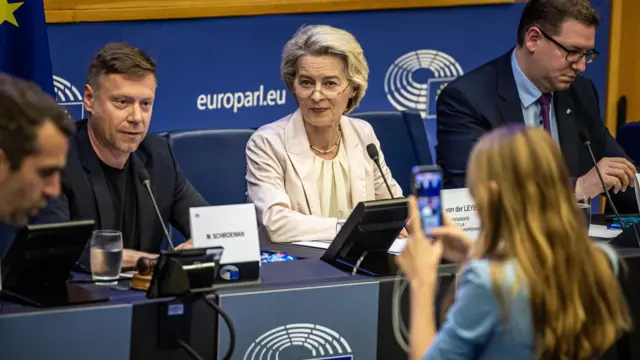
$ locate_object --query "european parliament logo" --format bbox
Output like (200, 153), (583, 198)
(385, 50), (464, 119)
(53, 75), (85, 120)
(244, 323), (353, 360)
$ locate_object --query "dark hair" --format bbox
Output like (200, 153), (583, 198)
(0, 74), (74, 170)
(86, 42), (157, 90)
(517, 0), (600, 46)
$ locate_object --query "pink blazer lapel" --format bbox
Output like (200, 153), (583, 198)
(284, 110), (322, 216)
(341, 116), (367, 207)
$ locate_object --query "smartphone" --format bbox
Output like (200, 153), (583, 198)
(411, 165), (443, 236)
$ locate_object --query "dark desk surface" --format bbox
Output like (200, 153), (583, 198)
(0, 252), (460, 316)
(0, 259), (368, 315)
(3, 228), (639, 316)
(3, 212), (622, 315)
(0, 277), (146, 316)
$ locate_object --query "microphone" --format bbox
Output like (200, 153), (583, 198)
(578, 130), (627, 228)
(138, 168), (175, 250)
(366, 143), (395, 199)
(366, 143), (410, 238)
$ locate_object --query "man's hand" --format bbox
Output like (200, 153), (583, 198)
(122, 249), (158, 270)
(576, 157), (636, 198)
(175, 239), (194, 250)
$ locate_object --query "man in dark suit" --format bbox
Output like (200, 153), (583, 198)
(34, 43), (208, 269)
(0, 74), (74, 258)
(436, 0), (637, 213)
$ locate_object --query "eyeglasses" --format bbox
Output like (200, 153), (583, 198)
(538, 28), (599, 64)
(294, 82), (351, 99)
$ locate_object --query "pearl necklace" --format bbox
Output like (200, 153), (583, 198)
(310, 128), (342, 155)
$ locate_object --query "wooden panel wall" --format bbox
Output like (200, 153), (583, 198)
(43, 0), (517, 23)
(606, 0), (640, 134)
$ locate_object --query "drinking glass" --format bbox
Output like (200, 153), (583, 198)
(576, 194), (591, 229)
(90, 230), (123, 285)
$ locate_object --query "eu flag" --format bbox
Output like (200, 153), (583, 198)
(0, 0), (53, 96)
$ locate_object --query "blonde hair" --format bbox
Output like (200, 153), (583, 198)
(281, 25), (368, 113)
(467, 125), (631, 359)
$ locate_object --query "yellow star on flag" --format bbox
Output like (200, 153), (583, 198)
(0, 0), (23, 27)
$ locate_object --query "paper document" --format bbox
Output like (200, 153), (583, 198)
(291, 241), (331, 250)
(292, 224), (620, 254)
(387, 238), (406, 254)
(588, 224), (622, 239)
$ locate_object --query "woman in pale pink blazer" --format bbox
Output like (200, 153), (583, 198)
(246, 25), (404, 243)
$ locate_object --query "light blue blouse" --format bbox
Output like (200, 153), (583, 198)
(424, 242), (619, 360)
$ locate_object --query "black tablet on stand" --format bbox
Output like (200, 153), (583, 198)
(1, 220), (109, 307)
(321, 198), (408, 276)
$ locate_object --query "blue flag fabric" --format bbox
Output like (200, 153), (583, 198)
(0, 0), (54, 96)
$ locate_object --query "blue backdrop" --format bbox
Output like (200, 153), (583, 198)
(47, 1), (611, 143)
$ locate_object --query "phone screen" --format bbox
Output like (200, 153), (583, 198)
(413, 170), (443, 235)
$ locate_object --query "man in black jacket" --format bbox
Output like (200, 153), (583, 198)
(34, 43), (208, 269)
(436, 0), (637, 213)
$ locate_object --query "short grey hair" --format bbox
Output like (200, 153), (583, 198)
(281, 25), (369, 113)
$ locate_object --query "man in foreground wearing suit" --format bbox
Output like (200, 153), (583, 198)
(34, 43), (208, 269)
(437, 0), (637, 213)
(0, 74), (74, 257)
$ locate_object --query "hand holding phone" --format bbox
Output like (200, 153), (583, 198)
(429, 213), (473, 263)
(411, 165), (443, 237)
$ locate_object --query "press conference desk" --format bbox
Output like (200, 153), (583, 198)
(1, 246), (639, 360)
(0, 256), (444, 360)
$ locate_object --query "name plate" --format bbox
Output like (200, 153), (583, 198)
(189, 204), (260, 265)
(442, 188), (480, 240)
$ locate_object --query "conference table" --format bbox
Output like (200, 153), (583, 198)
(0, 241), (456, 360)
(2, 229), (640, 360)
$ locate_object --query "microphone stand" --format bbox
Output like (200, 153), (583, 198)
(583, 138), (640, 248)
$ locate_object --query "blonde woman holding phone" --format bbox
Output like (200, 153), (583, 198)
(397, 125), (631, 360)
